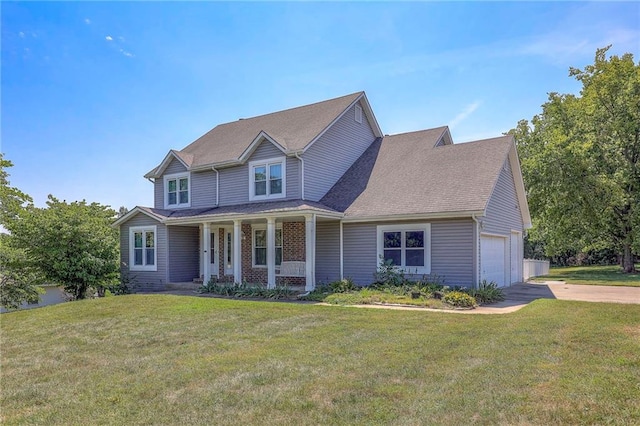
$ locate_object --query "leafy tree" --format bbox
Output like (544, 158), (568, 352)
(0, 154), (32, 225)
(511, 46), (639, 272)
(9, 196), (120, 300)
(0, 155), (43, 310)
(0, 234), (43, 310)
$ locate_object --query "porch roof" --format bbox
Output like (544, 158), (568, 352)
(136, 199), (342, 224)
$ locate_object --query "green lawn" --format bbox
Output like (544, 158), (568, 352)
(2, 296), (639, 425)
(535, 264), (640, 287)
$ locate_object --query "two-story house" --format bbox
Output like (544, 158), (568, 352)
(114, 92), (531, 292)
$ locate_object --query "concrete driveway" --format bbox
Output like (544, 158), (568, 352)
(471, 281), (640, 314)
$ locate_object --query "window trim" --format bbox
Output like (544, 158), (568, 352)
(355, 104), (363, 123)
(249, 157), (286, 201)
(163, 172), (191, 209)
(251, 224), (283, 268)
(129, 225), (158, 271)
(376, 223), (431, 274)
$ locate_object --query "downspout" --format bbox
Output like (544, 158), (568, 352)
(294, 152), (305, 200)
(211, 166), (219, 206)
(472, 214), (481, 289)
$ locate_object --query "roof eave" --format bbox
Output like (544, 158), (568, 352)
(111, 206), (165, 228)
(341, 210), (485, 223)
(163, 209), (344, 225)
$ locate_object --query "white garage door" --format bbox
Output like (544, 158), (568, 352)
(481, 236), (506, 287)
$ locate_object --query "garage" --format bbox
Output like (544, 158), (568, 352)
(481, 235), (506, 287)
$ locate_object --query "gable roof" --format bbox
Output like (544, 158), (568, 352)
(321, 128), (529, 224)
(146, 92), (383, 177)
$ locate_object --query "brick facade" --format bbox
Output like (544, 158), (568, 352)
(206, 221), (307, 285)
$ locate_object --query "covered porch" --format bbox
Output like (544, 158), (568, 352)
(198, 214), (318, 291)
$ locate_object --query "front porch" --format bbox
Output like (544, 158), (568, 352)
(173, 214), (322, 292)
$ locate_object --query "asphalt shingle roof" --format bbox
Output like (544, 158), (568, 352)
(176, 92), (363, 168)
(320, 129), (514, 218)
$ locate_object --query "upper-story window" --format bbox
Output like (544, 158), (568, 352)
(249, 157), (286, 201)
(164, 172), (190, 209)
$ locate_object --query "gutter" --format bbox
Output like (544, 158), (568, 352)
(294, 151), (305, 200)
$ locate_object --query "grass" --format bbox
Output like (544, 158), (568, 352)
(534, 264), (640, 287)
(2, 295), (639, 425)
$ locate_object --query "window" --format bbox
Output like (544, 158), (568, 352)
(130, 226), (157, 271)
(164, 173), (190, 208)
(376, 224), (431, 274)
(355, 104), (363, 123)
(249, 157), (286, 200)
(252, 226), (283, 267)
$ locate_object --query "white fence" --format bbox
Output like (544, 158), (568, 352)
(523, 259), (550, 280)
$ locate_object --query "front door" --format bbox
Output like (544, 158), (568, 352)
(223, 227), (234, 276)
(210, 232), (219, 277)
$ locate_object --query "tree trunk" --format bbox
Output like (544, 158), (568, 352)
(621, 243), (636, 273)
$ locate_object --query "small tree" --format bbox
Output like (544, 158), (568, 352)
(9, 196), (120, 300)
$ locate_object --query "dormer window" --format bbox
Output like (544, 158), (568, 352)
(249, 157), (286, 201)
(164, 172), (190, 208)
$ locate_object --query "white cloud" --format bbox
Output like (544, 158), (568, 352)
(105, 35), (113, 41)
(449, 101), (481, 129)
(118, 36), (125, 42)
(18, 31), (25, 38)
(84, 18), (91, 25)
(120, 49), (134, 58)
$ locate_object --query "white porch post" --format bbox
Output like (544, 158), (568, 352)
(305, 214), (316, 291)
(199, 224), (204, 279)
(233, 219), (242, 283)
(203, 223), (211, 283)
(267, 217), (276, 289)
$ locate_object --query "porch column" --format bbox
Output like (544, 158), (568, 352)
(233, 219), (242, 283)
(199, 224), (204, 279)
(266, 217), (276, 289)
(304, 214), (316, 291)
(203, 223), (211, 283)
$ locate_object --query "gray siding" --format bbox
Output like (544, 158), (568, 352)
(315, 221), (341, 284)
(120, 213), (168, 292)
(431, 220), (474, 286)
(342, 219), (475, 287)
(167, 226), (200, 282)
(191, 170), (217, 208)
(218, 139), (300, 206)
(483, 159), (524, 235)
(154, 180), (163, 209)
(303, 101), (376, 201)
(154, 157), (188, 209)
(342, 223), (377, 285)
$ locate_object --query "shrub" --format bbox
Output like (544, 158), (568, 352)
(467, 280), (505, 305)
(442, 291), (476, 308)
(372, 256), (408, 287)
(329, 278), (358, 293)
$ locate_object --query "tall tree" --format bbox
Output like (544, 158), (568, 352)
(511, 46), (639, 272)
(9, 196), (120, 300)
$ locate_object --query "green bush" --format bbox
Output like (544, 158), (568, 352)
(442, 291), (477, 308)
(467, 280), (505, 305)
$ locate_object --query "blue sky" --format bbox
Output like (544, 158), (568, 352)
(2, 1), (639, 210)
